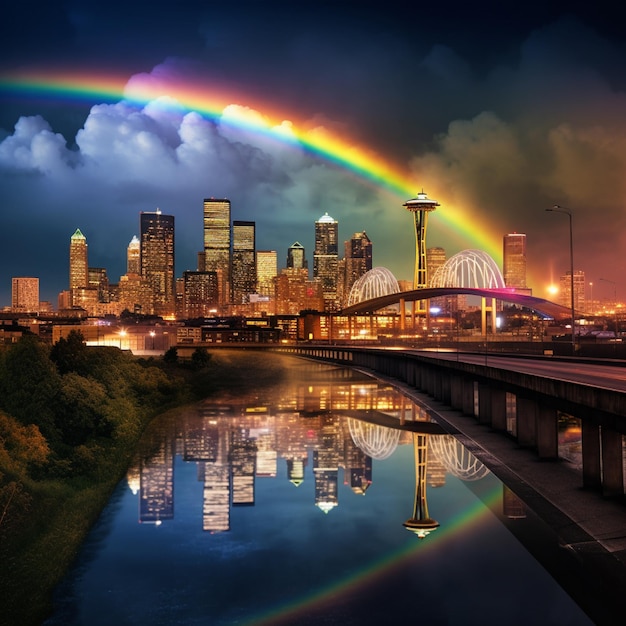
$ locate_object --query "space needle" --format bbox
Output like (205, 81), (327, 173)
(403, 190), (440, 316)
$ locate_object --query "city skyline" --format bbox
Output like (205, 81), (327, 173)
(2, 2), (626, 305)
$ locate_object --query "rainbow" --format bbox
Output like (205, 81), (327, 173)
(0, 71), (502, 262)
(245, 483), (502, 625)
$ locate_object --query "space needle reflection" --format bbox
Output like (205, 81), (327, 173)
(403, 432), (439, 539)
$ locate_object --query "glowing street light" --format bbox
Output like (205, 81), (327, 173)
(119, 329), (127, 349)
(546, 205), (576, 352)
(149, 330), (156, 350)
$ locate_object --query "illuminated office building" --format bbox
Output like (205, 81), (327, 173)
(231, 220), (256, 304)
(427, 247), (448, 312)
(140, 209), (175, 316)
(560, 270), (586, 313)
(287, 241), (307, 270)
(275, 268), (324, 314)
(88, 267), (109, 303)
(69, 228), (88, 306)
(117, 273), (153, 315)
(127, 235), (141, 274)
(11, 277), (39, 313)
(427, 247), (446, 286)
(503, 233), (527, 289)
(256, 250), (278, 297)
(203, 198), (231, 304)
(313, 213), (339, 312)
(182, 270), (219, 319)
(342, 231), (372, 306)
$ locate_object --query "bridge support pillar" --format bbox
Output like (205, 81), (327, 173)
(536, 406), (558, 459)
(450, 374), (463, 411)
(490, 388), (507, 431)
(432, 369), (443, 400)
(423, 367), (434, 395)
(517, 396), (537, 447)
(461, 379), (475, 417)
(582, 421), (602, 490)
(440, 373), (451, 405)
(601, 428), (624, 498)
(477, 384), (492, 425)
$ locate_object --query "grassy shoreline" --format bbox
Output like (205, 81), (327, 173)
(0, 349), (289, 626)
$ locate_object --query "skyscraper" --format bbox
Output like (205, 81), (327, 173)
(256, 250), (278, 297)
(127, 235), (141, 274)
(69, 228), (88, 305)
(342, 231), (372, 305)
(287, 242), (307, 270)
(12, 277), (39, 313)
(426, 247), (446, 286)
(203, 198), (231, 304)
(313, 213), (339, 312)
(503, 233), (527, 289)
(231, 220), (256, 304)
(560, 270), (585, 313)
(140, 209), (175, 316)
(183, 271), (219, 319)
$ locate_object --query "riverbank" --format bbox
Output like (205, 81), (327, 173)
(0, 348), (289, 626)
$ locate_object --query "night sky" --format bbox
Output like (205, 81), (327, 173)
(2, 1), (626, 306)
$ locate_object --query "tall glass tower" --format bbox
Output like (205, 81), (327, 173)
(203, 198), (231, 304)
(231, 220), (256, 304)
(127, 235), (141, 275)
(256, 250), (278, 297)
(314, 213), (339, 312)
(503, 233), (527, 289)
(140, 209), (175, 316)
(69, 228), (88, 307)
(69, 228), (88, 291)
(287, 242), (307, 270)
(343, 231), (372, 298)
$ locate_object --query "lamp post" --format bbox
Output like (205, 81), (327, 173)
(599, 278), (618, 338)
(546, 205), (576, 352)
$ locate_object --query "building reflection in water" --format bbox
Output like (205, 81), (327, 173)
(128, 372), (495, 534)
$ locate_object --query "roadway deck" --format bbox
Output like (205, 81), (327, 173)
(373, 373), (626, 625)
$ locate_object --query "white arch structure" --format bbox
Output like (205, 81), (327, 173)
(347, 267), (400, 307)
(429, 435), (491, 481)
(347, 418), (400, 460)
(431, 249), (505, 289)
(431, 249), (505, 334)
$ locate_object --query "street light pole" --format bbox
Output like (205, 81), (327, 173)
(546, 205), (576, 353)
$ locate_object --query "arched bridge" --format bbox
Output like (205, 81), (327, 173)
(340, 287), (573, 320)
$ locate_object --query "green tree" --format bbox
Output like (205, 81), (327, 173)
(0, 336), (62, 442)
(163, 346), (178, 364)
(56, 373), (112, 446)
(0, 412), (50, 475)
(191, 347), (211, 370)
(50, 330), (89, 375)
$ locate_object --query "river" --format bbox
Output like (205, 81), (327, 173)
(45, 357), (592, 625)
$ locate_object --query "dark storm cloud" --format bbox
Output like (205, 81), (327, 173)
(2, 1), (626, 303)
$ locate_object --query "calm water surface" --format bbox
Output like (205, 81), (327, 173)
(46, 359), (592, 625)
